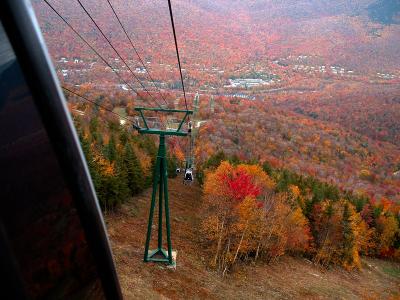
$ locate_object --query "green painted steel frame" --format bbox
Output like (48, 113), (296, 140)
(134, 107), (193, 135)
(138, 107), (193, 265)
(143, 135), (174, 265)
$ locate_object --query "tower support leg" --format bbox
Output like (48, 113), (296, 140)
(143, 135), (174, 265)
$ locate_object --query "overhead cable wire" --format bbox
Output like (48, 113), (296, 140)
(62, 86), (140, 130)
(76, 0), (163, 107)
(167, 0), (188, 110)
(42, 0), (155, 107)
(106, 0), (168, 105)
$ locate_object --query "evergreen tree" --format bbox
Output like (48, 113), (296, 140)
(276, 169), (290, 192)
(204, 150), (226, 169)
(105, 134), (117, 162)
(114, 151), (130, 202)
(119, 128), (129, 146)
(311, 184), (325, 203)
(96, 158), (129, 210)
(262, 161), (273, 175)
(77, 127), (101, 191)
(341, 202), (358, 268)
(229, 154), (241, 165)
(139, 136), (157, 187)
(167, 153), (178, 178)
(89, 117), (102, 144)
(197, 150), (227, 184)
(123, 142), (144, 195)
(108, 120), (120, 132)
(140, 135), (157, 157)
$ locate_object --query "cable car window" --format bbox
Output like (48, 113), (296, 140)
(0, 20), (107, 299)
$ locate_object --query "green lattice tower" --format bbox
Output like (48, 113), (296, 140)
(135, 107), (193, 266)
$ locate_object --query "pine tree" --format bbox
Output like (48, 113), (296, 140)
(262, 161), (273, 175)
(89, 117), (102, 144)
(123, 142), (144, 195)
(119, 128), (129, 146)
(105, 134), (117, 162)
(114, 152), (130, 203)
(167, 153), (178, 178)
(139, 136), (157, 187)
(341, 202), (359, 269)
(77, 127), (101, 192)
(95, 156), (129, 210)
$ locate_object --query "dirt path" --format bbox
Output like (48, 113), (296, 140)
(105, 178), (400, 299)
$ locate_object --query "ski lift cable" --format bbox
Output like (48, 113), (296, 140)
(62, 86), (140, 130)
(76, 0), (162, 108)
(105, 0), (168, 106)
(167, 0), (188, 111)
(42, 0), (158, 109)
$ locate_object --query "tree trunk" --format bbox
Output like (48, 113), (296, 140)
(255, 240), (262, 262)
(222, 236), (231, 277)
(213, 218), (225, 266)
(232, 222), (248, 265)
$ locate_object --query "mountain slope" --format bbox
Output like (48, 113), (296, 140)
(196, 99), (400, 202)
(105, 178), (400, 299)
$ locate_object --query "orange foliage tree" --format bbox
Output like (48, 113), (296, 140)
(201, 161), (311, 274)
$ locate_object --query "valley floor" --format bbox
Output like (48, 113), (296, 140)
(105, 178), (400, 299)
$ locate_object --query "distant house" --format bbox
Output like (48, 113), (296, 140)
(58, 57), (68, 63)
(73, 57), (82, 63)
(120, 84), (129, 91)
(72, 109), (85, 116)
(134, 67), (146, 74)
(226, 78), (272, 88)
(196, 120), (207, 128)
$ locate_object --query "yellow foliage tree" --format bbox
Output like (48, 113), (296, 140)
(202, 162), (312, 273)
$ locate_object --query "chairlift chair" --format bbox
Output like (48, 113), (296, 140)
(134, 116), (141, 128)
(183, 168), (194, 184)
(187, 121), (192, 133)
(146, 116), (162, 129)
(166, 117), (181, 131)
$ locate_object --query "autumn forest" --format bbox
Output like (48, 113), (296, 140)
(34, 0), (400, 282)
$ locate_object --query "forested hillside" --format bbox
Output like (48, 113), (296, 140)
(34, 0), (400, 86)
(66, 88), (400, 271)
(270, 83), (400, 146)
(33, 0), (400, 296)
(198, 157), (400, 271)
(196, 97), (400, 203)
